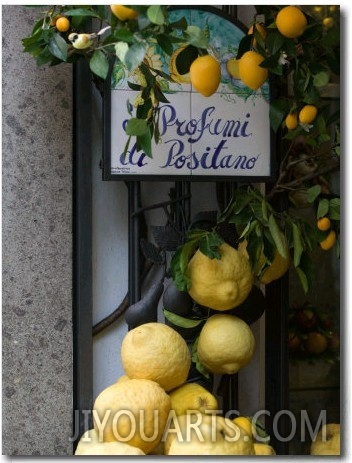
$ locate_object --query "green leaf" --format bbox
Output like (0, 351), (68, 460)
(307, 184), (321, 203)
(295, 267), (309, 294)
(156, 33), (174, 56)
(268, 214), (288, 258)
(261, 199), (269, 223)
(328, 198), (340, 220)
(137, 129), (152, 158)
(163, 309), (205, 328)
(184, 25), (209, 49)
(198, 232), (223, 259)
(48, 33), (68, 62)
(147, 5), (165, 25)
(125, 118), (148, 136)
(125, 42), (146, 71)
(266, 29), (285, 55)
(292, 222), (303, 268)
(191, 338), (210, 379)
(236, 34), (253, 59)
(62, 8), (101, 17)
(115, 41), (129, 63)
(269, 99), (290, 133)
(89, 50), (109, 79)
(313, 71), (330, 88)
(171, 240), (198, 292)
(317, 198), (329, 218)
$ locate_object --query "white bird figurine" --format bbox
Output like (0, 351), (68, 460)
(68, 25), (111, 49)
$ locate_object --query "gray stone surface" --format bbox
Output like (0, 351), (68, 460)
(2, 6), (73, 455)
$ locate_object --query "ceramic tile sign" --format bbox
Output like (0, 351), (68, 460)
(105, 7), (271, 181)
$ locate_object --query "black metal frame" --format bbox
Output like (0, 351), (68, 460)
(102, 5), (275, 183)
(72, 58), (94, 449)
(72, 5), (289, 455)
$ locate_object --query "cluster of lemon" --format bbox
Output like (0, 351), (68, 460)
(190, 6), (311, 99)
(74, 320), (273, 455)
(317, 217), (337, 251)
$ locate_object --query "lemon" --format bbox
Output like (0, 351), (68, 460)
(75, 429), (100, 455)
(121, 322), (191, 391)
(78, 441), (146, 455)
(169, 382), (218, 416)
(226, 58), (241, 80)
(190, 54), (221, 97)
(258, 249), (290, 284)
(285, 112), (298, 130)
(93, 378), (170, 454)
(166, 413), (255, 455)
(299, 105), (318, 124)
(233, 416), (253, 439)
(188, 243), (253, 311)
(238, 51), (268, 91)
(317, 217), (331, 231)
(115, 374), (130, 384)
(276, 6), (307, 38)
(254, 442), (276, 455)
(55, 16), (70, 32)
(110, 5), (139, 21)
(197, 314), (255, 375)
(320, 230), (336, 251)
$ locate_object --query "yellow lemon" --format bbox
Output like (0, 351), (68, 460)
(258, 249), (290, 284)
(165, 413), (255, 455)
(299, 104), (318, 124)
(75, 429), (100, 455)
(190, 54), (221, 97)
(310, 423), (340, 455)
(121, 322), (191, 391)
(188, 243), (253, 311)
(285, 112), (298, 130)
(317, 217), (331, 231)
(320, 230), (336, 251)
(169, 382), (218, 416)
(226, 58), (241, 80)
(254, 442), (276, 455)
(93, 378), (171, 454)
(78, 441), (146, 455)
(239, 51), (268, 90)
(233, 416), (253, 439)
(110, 5), (139, 21)
(276, 6), (307, 38)
(197, 314), (255, 375)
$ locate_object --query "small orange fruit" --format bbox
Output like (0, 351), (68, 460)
(276, 6), (307, 39)
(238, 50), (268, 90)
(299, 105), (318, 125)
(110, 5), (139, 21)
(55, 17), (70, 33)
(320, 230), (336, 251)
(317, 217), (331, 231)
(285, 112), (298, 130)
(190, 54), (221, 97)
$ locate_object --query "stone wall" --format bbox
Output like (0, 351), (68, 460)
(2, 6), (73, 455)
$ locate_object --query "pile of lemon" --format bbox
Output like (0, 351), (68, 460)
(74, 315), (271, 455)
